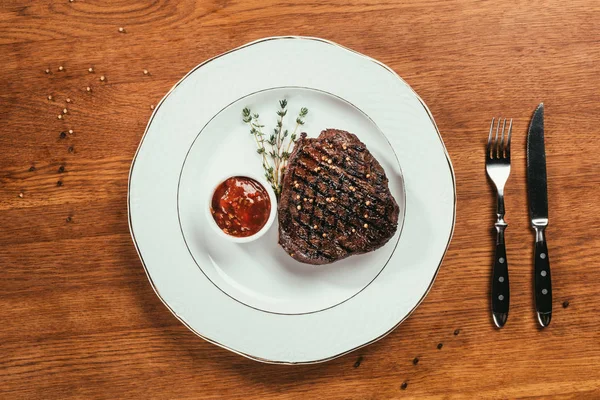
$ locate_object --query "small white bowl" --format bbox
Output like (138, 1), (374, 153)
(206, 172), (277, 244)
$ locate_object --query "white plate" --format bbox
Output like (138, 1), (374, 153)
(129, 36), (455, 364)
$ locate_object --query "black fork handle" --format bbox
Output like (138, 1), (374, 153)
(492, 223), (509, 328)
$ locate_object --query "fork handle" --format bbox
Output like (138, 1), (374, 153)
(492, 223), (509, 328)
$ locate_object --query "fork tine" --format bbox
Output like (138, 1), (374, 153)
(494, 117), (500, 158)
(487, 118), (495, 157)
(506, 118), (513, 156)
(499, 118), (506, 158)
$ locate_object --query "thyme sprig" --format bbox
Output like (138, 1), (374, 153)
(242, 100), (308, 196)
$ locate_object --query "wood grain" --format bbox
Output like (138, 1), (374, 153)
(1, 0), (600, 398)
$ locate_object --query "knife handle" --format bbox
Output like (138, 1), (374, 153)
(491, 223), (509, 328)
(534, 227), (552, 327)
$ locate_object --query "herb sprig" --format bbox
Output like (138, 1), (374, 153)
(243, 100), (308, 196)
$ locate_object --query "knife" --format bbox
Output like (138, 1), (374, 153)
(527, 103), (552, 327)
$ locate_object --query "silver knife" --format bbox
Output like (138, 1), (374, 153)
(527, 103), (552, 327)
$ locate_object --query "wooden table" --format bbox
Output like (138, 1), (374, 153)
(2, 1), (599, 398)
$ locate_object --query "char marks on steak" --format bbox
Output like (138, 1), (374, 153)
(278, 129), (399, 265)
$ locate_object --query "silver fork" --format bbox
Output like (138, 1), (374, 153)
(486, 117), (512, 328)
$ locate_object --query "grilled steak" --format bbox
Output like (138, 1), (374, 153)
(278, 129), (399, 265)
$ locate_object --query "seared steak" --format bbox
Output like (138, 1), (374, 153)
(278, 129), (400, 265)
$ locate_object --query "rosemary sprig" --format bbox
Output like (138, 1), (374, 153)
(242, 100), (308, 197)
(243, 108), (275, 189)
(283, 107), (308, 168)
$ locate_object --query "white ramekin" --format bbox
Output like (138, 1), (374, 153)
(206, 172), (277, 244)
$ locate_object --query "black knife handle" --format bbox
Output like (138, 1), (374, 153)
(534, 227), (552, 327)
(492, 225), (509, 328)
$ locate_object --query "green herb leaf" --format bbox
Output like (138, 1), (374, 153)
(242, 99), (308, 201)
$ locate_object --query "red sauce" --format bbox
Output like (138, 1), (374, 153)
(211, 176), (271, 237)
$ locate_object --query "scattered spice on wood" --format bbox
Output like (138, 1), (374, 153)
(454, 329), (460, 335)
(57, 180), (63, 187)
(29, 166), (36, 172)
(401, 382), (408, 390)
(437, 343), (443, 350)
(58, 165), (65, 173)
(353, 356), (363, 368)
(563, 300), (570, 308)
(66, 216), (72, 222)
(412, 357), (419, 365)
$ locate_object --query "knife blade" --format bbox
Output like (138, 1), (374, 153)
(527, 103), (552, 327)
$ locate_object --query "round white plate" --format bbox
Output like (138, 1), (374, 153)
(129, 36), (455, 364)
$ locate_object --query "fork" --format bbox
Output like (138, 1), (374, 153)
(486, 117), (512, 328)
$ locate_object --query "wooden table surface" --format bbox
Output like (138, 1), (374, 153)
(2, 1), (600, 398)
